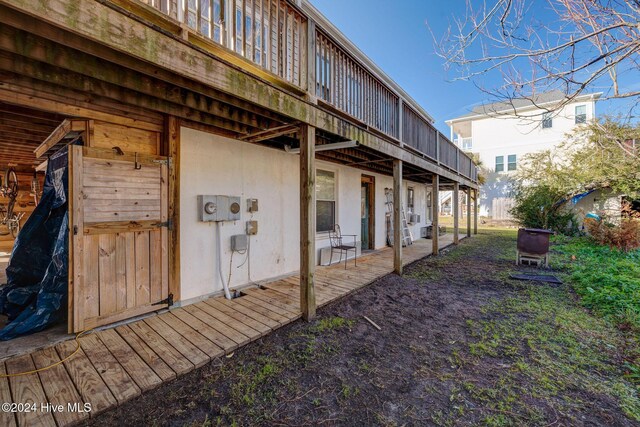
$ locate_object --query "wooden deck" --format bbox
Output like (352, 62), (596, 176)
(0, 235), (455, 426)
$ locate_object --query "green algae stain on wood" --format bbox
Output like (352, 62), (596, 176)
(63, 0), (81, 28)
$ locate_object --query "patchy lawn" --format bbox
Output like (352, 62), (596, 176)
(90, 230), (640, 426)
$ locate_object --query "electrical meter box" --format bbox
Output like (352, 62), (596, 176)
(198, 195), (242, 222)
(247, 198), (259, 213)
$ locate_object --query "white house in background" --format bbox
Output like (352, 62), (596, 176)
(444, 90), (602, 219)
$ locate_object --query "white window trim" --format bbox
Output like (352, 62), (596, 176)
(315, 165), (339, 238)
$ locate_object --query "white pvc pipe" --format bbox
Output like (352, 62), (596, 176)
(216, 221), (232, 300)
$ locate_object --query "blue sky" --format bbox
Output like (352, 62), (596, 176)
(309, 0), (631, 134)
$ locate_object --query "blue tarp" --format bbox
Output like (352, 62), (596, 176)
(0, 147), (69, 340)
(571, 190), (595, 205)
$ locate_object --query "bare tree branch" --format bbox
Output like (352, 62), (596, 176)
(431, 0), (640, 118)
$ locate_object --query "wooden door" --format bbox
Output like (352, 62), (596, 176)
(69, 145), (169, 332)
(360, 175), (375, 250)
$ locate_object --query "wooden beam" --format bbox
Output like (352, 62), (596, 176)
(167, 116), (181, 303)
(474, 188), (479, 235)
(0, 86), (163, 132)
(299, 124), (316, 321)
(0, 0), (479, 189)
(240, 123), (299, 143)
(453, 182), (459, 244)
(0, 12), (286, 125)
(0, 59), (254, 136)
(0, 126), (51, 139)
(0, 29), (280, 131)
(467, 188), (472, 238)
(432, 174), (439, 255)
(34, 119), (72, 158)
(393, 159), (403, 275)
(0, 102), (65, 123)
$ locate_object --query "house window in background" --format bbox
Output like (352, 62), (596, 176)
(316, 169), (336, 233)
(542, 112), (552, 129)
(462, 138), (473, 151)
(407, 187), (414, 212)
(508, 154), (517, 171)
(575, 105), (587, 124)
(495, 155), (504, 172)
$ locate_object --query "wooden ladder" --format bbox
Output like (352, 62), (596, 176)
(384, 188), (413, 247)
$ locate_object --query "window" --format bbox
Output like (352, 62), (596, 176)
(495, 155), (504, 172)
(462, 138), (473, 151)
(575, 105), (587, 124)
(542, 112), (552, 129)
(316, 170), (336, 233)
(407, 187), (414, 211)
(507, 154), (517, 171)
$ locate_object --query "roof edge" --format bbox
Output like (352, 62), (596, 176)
(446, 92), (603, 124)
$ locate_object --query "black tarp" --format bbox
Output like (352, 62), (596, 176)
(0, 147), (69, 340)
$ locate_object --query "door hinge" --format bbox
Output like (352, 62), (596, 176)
(153, 158), (173, 167)
(154, 219), (173, 230)
(153, 293), (174, 307)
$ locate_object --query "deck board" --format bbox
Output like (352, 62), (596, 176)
(0, 362), (17, 427)
(182, 304), (251, 347)
(205, 299), (272, 336)
(143, 316), (210, 368)
(0, 236), (456, 426)
(115, 325), (176, 382)
(56, 339), (117, 416)
(79, 334), (141, 403)
(170, 307), (239, 352)
(126, 321), (194, 376)
(5, 355), (56, 427)
(97, 329), (162, 392)
(31, 347), (89, 426)
(157, 312), (224, 359)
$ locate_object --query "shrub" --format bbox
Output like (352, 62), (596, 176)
(510, 184), (577, 234)
(585, 218), (640, 252)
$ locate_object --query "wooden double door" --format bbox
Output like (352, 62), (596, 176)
(69, 145), (170, 332)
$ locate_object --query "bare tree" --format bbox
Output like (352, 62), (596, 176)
(434, 0), (640, 117)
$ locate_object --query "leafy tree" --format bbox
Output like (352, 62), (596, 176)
(515, 118), (640, 198)
(510, 184), (577, 233)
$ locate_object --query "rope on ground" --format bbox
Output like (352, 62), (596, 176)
(0, 329), (93, 377)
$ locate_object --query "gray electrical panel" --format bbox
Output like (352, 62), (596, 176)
(198, 195), (242, 222)
(231, 234), (248, 251)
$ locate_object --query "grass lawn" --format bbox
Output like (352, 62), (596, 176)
(91, 229), (640, 426)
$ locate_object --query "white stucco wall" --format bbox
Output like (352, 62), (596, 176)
(453, 99), (597, 218)
(179, 127), (432, 302)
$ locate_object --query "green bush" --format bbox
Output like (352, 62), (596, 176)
(510, 184), (577, 234)
(554, 237), (640, 328)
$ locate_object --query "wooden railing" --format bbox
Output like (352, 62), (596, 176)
(135, 0), (478, 182)
(141, 0), (306, 87)
(315, 30), (399, 139)
(402, 103), (437, 160)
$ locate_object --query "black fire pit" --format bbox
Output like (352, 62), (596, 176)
(516, 228), (554, 267)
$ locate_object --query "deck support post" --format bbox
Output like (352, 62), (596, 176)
(474, 188), (479, 235)
(466, 188), (472, 238)
(300, 124), (316, 321)
(432, 174), (440, 255)
(453, 182), (460, 244)
(393, 159), (403, 275)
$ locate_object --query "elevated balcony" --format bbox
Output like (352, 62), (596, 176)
(132, 0), (478, 183)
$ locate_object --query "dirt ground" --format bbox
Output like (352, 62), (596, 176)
(90, 230), (640, 426)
